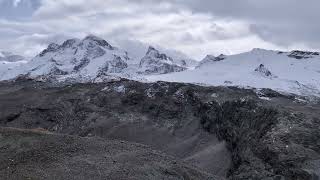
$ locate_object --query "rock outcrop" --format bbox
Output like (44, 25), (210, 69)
(139, 46), (187, 74)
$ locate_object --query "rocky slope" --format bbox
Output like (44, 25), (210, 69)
(0, 79), (319, 180)
(0, 127), (217, 180)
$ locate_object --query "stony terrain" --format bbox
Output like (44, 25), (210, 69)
(0, 127), (217, 180)
(0, 78), (319, 180)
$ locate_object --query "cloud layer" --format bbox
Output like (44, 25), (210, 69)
(0, 0), (319, 59)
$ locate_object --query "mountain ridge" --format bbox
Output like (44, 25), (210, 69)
(0, 35), (320, 97)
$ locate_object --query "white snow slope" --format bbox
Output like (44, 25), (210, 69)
(0, 35), (319, 97)
(146, 48), (320, 97)
(0, 36), (192, 83)
(0, 35), (134, 82)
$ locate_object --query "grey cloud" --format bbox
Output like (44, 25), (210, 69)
(0, 0), (318, 59)
(171, 0), (320, 48)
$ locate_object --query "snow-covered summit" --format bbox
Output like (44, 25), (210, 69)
(147, 48), (320, 97)
(0, 35), (131, 81)
(138, 46), (187, 74)
(1, 36), (320, 97)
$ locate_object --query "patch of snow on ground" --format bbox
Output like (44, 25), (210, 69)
(114, 85), (126, 93)
(259, 97), (271, 101)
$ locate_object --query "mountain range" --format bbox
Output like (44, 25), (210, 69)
(0, 35), (319, 97)
(0, 35), (319, 180)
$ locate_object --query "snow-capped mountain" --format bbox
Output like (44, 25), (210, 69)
(0, 36), (194, 82)
(0, 35), (320, 97)
(138, 46), (187, 74)
(147, 48), (320, 97)
(0, 35), (132, 82)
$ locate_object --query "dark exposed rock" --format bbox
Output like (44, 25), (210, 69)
(73, 57), (90, 72)
(83, 35), (114, 50)
(0, 127), (218, 180)
(197, 54), (226, 68)
(255, 64), (274, 78)
(49, 66), (68, 76)
(39, 43), (60, 57)
(0, 80), (319, 180)
(109, 55), (128, 73)
(288, 50), (319, 59)
(61, 39), (78, 49)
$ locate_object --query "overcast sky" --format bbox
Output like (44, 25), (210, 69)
(0, 0), (319, 59)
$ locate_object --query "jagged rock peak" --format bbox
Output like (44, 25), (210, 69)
(139, 46), (186, 74)
(206, 54), (225, 61)
(47, 43), (60, 50)
(61, 38), (80, 48)
(83, 35), (114, 50)
(39, 35), (116, 57)
(145, 46), (173, 61)
(146, 46), (158, 55)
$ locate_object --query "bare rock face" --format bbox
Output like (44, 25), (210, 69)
(197, 54), (226, 68)
(288, 50), (319, 59)
(139, 46), (187, 74)
(255, 64), (274, 78)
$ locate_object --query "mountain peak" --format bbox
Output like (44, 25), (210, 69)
(146, 46), (159, 56)
(83, 35), (114, 50)
(145, 46), (173, 62)
(139, 46), (186, 75)
(61, 38), (80, 49)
